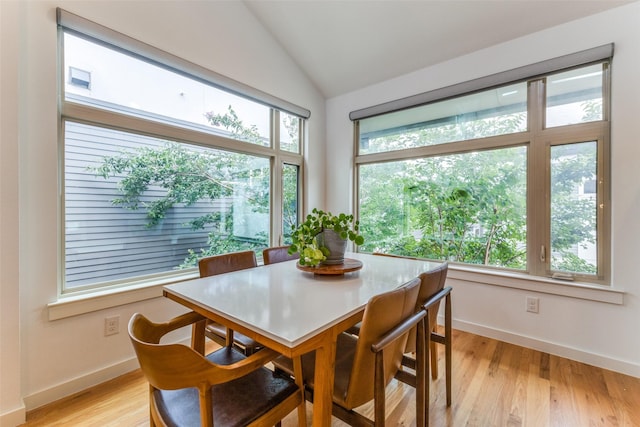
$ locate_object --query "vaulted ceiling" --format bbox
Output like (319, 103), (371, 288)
(244, 0), (634, 98)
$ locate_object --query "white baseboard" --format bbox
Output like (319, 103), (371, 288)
(23, 357), (140, 411)
(21, 336), (193, 412)
(0, 405), (26, 427)
(452, 318), (640, 379)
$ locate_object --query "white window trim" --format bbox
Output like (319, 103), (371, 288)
(448, 265), (623, 305)
(48, 270), (200, 320)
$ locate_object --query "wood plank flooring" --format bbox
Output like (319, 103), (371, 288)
(21, 329), (640, 426)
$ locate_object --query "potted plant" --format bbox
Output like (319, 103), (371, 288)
(289, 208), (365, 266)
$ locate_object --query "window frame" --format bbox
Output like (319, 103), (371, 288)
(354, 61), (611, 286)
(58, 24), (305, 296)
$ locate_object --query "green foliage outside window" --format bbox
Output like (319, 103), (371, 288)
(360, 100), (598, 274)
(359, 147), (528, 269)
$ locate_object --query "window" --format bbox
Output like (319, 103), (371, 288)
(546, 64), (603, 127)
(59, 14), (306, 294)
(355, 58), (610, 285)
(359, 82), (527, 154)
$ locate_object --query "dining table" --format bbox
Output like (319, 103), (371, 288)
(163, 251), (442, 427)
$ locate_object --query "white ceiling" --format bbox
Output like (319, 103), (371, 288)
(244, 0), (634, 98)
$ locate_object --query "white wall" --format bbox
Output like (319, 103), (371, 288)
(327, 2), (640, 377)
(1, 2), (25, 425)
(0, 1), (325, 424)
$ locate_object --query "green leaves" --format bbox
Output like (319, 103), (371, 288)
(204, 106), (264, 145)
(289, 209), (365, 266)
(89, 142), (240, 228)
(358, 147), (528, 269)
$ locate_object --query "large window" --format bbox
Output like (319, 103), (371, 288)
(59, 19), (305, 293)
(355, 59), (610, 284)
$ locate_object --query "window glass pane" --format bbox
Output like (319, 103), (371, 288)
(282, 164), (300, 244)
(550, 141), (597, 274)
(64, 32), (270, 146)
(546, 64), (603, 128)
(359, 146), (527, 269)
(280, 112), (300, 153)
(359, 83), (527, 154)
(64, 121), (269, 290)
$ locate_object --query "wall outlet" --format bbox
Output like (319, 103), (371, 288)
(104, 315), (120, 336)
(526, 296), (539, 313)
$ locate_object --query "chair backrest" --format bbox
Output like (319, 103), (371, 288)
(342, 277), (421, 409)
(405, 262), (449, 353)
(263, 245), (299, 265)
(128, 312), (229, 392)
(198, 250), (257, 277)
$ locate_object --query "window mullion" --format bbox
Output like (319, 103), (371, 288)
(271, 110), (283, 246)
(527, 79), (549, 277)
(62, 101), (275, 158)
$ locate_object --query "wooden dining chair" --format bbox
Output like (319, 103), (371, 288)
(198, 250), (262, 355)
(349, 255), (452, 424)
(350, 256), (449, 366)
(273, 276), (425, 426)
(128, 311), (305, 427)
(398, 262), (452, 409)
(262, 245), (299, 265)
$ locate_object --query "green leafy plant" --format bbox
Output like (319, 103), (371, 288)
(289, 208), (365, 266)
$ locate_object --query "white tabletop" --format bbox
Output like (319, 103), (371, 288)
(164, 252), (441, 349)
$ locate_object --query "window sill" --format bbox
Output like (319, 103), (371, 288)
(448, 265), (624, 305)
(47, 271), (200, 320)
(48, 263), (623, 321)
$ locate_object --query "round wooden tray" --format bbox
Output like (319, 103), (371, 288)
(296, 258), (363, 275)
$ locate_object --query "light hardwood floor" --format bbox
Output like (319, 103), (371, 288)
(21, 329), (640, 426)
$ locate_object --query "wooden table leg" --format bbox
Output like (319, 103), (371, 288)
(293, 356), (307, 427)
(311, 335), (337, 427)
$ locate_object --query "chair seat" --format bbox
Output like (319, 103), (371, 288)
(154, 347), (299, 427)
(205, 322), (261, 350)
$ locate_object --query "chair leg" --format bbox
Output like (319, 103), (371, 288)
(199, 387), (214, 427)
(225, 328), (235, 347)
(191, 319), (206, 355)
(149, 404), (156, 427)
(430, 338), (438, 380)
(149, 385), (157, 427)
(416, 318), (427, 427)
(445, 292), (452, 407)
(374, 352), (386, 427)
